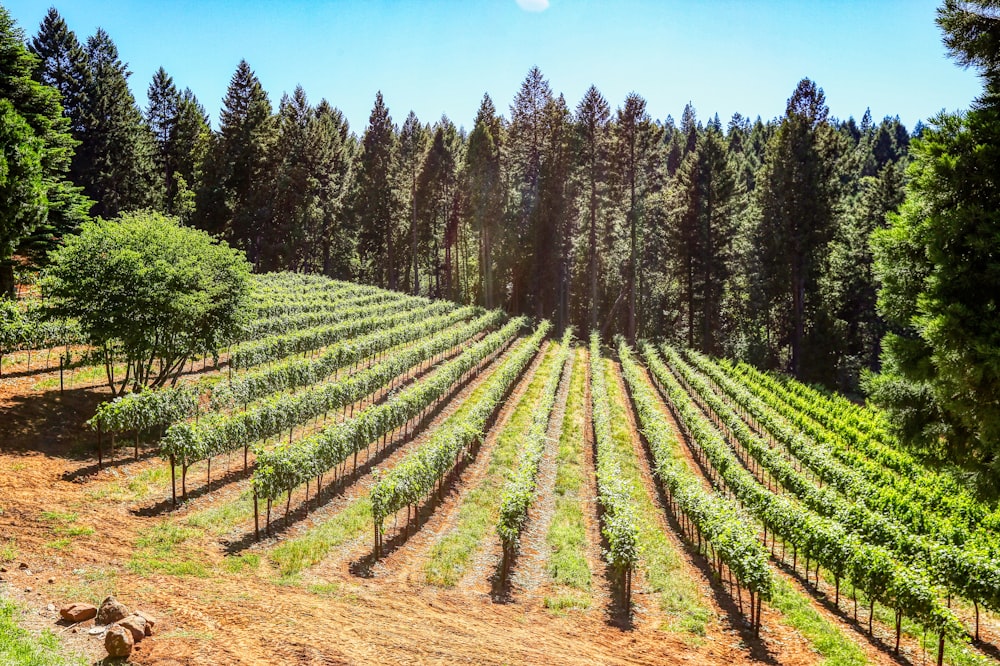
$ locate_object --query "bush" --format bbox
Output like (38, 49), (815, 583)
(43, 211), (250, 394)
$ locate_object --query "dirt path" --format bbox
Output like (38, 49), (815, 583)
(507, 346), (573, 598)
(456, 343), (572, 595)
(372, 342), (551, 586)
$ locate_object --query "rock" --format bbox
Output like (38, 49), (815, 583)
(0, 566), (7, 572)
(18, 562), (28, 570)
(47, 577), (54, 584)
(104, 624), (133, 659)
(96, 596), (129, 625)
(118, 615), (146, 643)
(135, 610), (157, 635)
(88, 626), (105, 635)
(46, 603), (55, 612)
(60, 602), (97, 623)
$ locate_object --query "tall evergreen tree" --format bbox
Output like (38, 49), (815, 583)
(614, 92), (663, 341)
(312, 100), (354, 278)
(353, 92), (399, 289)
(867, 0), (1000, 495)
(751, 79), (840, 377)
(76, 28), (159, 217)
(398, 111), (429, 294)
(0, 7), (89, 294)
(506, 66), (552, 313)
(575, 85), (611, 331)
(266, 86), (314, 271)
(536, 94), (575, 327)
(198, 60), (275, 266)
(415, 124), (458, 298)
(668, 126), (739, 354)
(28, 8), (89, 140)
(168, 88), (210, 222)
(464, 94), (503, 309)
(823, 160), (904, 388)
(146, 66), (180, 212)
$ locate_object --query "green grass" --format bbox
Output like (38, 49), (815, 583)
(545, 349), (592, 607)
(602, 360), (712, 636)
(770, 576), (868, 666)
(544, 593), (592, 614)
(127, 523), (209, 577)
(221, 553), (260, 574)
(32, 362), (115, 391)
(54, 568), (118, 606)
(269, 497), (373, 578)
(0, 596), (87, 666)
(186, 490), (254, 534)
(40, 510), (95, 539)
(40, 510), (77, 523)
(423, 345), (559, 587)
(0, 538), (17, 562)
(84, 463), (169, 503)
(43, 538), (73, 552)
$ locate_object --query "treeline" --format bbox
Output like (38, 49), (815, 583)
(14, 8), (913, 390)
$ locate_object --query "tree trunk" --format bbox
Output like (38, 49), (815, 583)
(0, 263), (14, 297)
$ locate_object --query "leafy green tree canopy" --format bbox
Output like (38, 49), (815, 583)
(42, 211), (251, 395)
(867, 0), (1000, 495)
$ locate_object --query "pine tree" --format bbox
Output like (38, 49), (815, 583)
(146, 66), (179, 212)
(464, 94), (503, 309)
(28, 8), (89, 140)
(200, 60), (275, 266)
(169, 88), (210, 222)
(575, 85), (611, 331)
(536, 94), (574, 326)
(399, 111), (429, 294)
(867, 0), (1000, 494)
(506, 67), (552, 313)
(614, 93), (663, 341)
(76, 28), (159, 217)
(415, 124), (457, 298)
(751, 79), (840, 377)
(312, 100), (354, 278)
(267, 86), (314, 271)
(0, 7), (89, 294)
(353, 92), (399, 289)
(668, 124), (736, 351)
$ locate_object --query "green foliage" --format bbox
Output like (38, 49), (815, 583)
(646, 343), (964, 639)
(369, 321), (548, 531)
(353, 91), (401, 289)
(250, 313), (516, 502)
(0, 597), (86, 666)
(589, 334), (640, 581)
(749, 78), (841, 378)
(43, 211), (251, 394)
(0, 7), (89, 291)
(623, 340), (772, 600)
(867, 0), (1000, 495)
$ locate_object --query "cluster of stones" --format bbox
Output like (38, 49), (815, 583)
(59, 595), (156, 659)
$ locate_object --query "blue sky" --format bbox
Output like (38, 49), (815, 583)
(5, 0), (982, 134)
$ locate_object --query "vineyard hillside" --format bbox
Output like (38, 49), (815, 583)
(1, 274), (998, 666)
